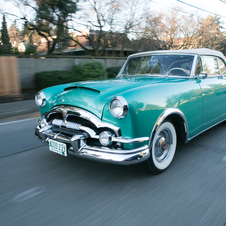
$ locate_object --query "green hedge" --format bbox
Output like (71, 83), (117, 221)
(35, 70), (79, 89)
(35, 62), (121, 89)
(82, 62), (107, 80)
(106, 67), (121, 78)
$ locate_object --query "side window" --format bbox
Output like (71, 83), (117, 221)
(195, 58), (203, 75)
(201, 56), (220, 76)
(218, 58), (226, 74)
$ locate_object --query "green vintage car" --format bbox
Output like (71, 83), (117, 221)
(35, 48), (226, 174)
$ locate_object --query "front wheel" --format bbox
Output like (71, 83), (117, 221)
(141, 121), (177, 174)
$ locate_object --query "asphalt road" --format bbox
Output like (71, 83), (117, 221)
(1, 116), (226, 226)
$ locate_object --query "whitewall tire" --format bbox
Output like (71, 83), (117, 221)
(142, 121), (177, 174)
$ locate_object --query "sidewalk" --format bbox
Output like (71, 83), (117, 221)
(0, 100), (39, 119)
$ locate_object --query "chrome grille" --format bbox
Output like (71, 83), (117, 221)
(46, 105), (120, 137)
(52, 119), (81, 130)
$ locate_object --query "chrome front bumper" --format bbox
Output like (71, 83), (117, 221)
(35, 125), (150, 165)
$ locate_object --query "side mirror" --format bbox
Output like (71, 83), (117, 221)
(194, 71), (207, 79)
(200, 71), (207, 79)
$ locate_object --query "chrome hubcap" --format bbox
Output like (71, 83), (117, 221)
(154, 128), (173, 162)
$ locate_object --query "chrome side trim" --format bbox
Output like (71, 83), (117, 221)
(191, 54), (198, 78)
(46, 106), (120, 136)
(80, 145), (149, 155)
(149, 108), (189, 147)
(112, 136), (149, 144)
(187, 118), (226, 142)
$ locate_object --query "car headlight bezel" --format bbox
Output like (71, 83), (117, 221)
(109, 96), (128, 119)
(35, 91), (46, 107)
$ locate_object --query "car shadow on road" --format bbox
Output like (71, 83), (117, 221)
(35, 121), (226, 184)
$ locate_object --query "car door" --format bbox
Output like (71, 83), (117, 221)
(197, 56), (226, 130)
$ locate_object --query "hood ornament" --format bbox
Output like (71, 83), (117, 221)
(62, 109), (68, 123)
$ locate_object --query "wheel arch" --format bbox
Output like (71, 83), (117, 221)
(150, 108), (189, 147)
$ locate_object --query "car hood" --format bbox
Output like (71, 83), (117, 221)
(52, 77), (177, 118)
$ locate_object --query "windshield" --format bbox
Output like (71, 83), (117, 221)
(122, 55), (194, 77)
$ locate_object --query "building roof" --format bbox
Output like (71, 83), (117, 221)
(129, 48), (225, 59)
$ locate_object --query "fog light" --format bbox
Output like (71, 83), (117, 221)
(39, 118), (47, 128)
(99, 131), (112, 146)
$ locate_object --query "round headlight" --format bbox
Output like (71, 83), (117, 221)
(35, 91), (46, 107)
(110, 96), (128, 119)
(99, 131), (112, 146)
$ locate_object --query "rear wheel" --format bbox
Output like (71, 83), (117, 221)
(142, 121), (177, 174)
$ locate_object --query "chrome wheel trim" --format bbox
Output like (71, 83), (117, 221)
(154, 128), (173, 162)
(151, 122), (177, 170)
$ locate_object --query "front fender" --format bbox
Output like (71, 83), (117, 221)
(102, 79), (201, 149)
(149, 108), (189, 147)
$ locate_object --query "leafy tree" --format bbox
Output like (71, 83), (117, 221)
(1, 14), (10, 45)
(21, 22), (29, 38)
(1, 14), (11, 53)
(22, 0), (77, 54)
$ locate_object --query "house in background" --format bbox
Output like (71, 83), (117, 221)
(18, 41), (28, 53)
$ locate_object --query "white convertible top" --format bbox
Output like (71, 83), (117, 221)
(129, 48), (225, 60)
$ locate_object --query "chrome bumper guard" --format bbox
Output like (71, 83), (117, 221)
(35, 125), (150, 165)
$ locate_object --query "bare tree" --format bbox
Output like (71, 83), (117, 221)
(158, 10), (182, 50)
(70, 0), (144, 56)
(8, 21), (23, 48)
(137, 7), (226, 53)
(135, 11), (163, 51)
(136, 9), (184, 51)
(196, 15), (225, 50)
(176, 14), (200, 49)
(71, 0), (112, 56)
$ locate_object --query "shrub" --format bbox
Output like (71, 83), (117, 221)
(72, 64), (84, 81)
(25, 46), (37, 55)
(36, 62), (112, 89)
(106, 67), (121, 79)
(82, 62), (107, 80)
(35, 70), (78, 89)
(11, 47), (20, 55)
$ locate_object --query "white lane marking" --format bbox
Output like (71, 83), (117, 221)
(11, 186), (45, 203)
(0, 118), (39, 126)
(200, 207), (213, 223)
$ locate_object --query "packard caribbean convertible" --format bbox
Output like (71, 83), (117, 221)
(35, 48), (226, 174)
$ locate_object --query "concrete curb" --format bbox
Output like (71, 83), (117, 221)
(0, 100), (39, 119)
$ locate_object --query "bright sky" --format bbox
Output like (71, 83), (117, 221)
(150, 0), (226, 28)
(1, 0), (226, 30)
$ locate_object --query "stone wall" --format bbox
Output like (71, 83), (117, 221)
(18, 57), (126, 89)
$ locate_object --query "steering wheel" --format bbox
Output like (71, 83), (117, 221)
(168, 67), (188, 76)
(168, 67), (187, 73)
